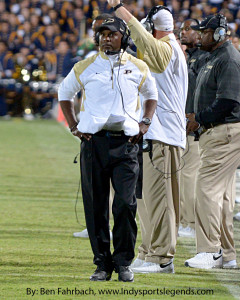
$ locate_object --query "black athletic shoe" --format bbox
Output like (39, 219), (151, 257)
(118, 266), (134, 282)
(90, 266), (112, 281)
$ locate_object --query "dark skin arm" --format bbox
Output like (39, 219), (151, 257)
(129, 99), (157, 144)
(186, 98), (239, 135)
(59, 101), (92, 141)
(186, 113), (200, 135)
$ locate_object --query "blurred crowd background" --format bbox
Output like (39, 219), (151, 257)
(1, 0), (240, 119)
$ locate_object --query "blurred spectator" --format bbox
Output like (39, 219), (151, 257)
(230, 32), (240, 50)
(29, 14), (45, 36)
(45, 40), (75, 82)
(17, 7), (31, 24)
(0, 40), (15, 116)
(35, 24), (61, 51)
(47, 9), (60, 26)
(16, 21), (38, 53)
(0, 40), (14, 79)
(0, 21), (11, 44)
(0, 1), (6, 20)
(8, 13), (20, 32)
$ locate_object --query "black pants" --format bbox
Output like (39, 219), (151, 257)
(80, 130), (139, 271)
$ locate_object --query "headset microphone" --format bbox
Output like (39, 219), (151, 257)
(105, 50), (121, 55)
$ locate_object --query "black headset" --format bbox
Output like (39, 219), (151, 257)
(213, 14), (227, 42)
(120, 21), (131, 51)
(95, 31), (100, 46)
(143, 5), (171, 34)
(192, 18), (200, 26)
(203, 14), (227, 42)
(95, 18), (130, 51)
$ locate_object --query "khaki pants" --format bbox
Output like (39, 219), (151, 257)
(180, 135), (200, 228)
(137, 141), (182, 264)
(196, 123), (240, 261)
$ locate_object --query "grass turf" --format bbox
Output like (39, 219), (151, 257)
(0, 118), (239, 299)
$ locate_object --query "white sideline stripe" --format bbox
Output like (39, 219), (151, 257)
(221, 283), (240, 300)
(215, 270), (240, 300)
(0, 273), (82, 279)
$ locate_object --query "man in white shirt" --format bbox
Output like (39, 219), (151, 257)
(58, 16), (157, 282)
(107, 1), (188, 273)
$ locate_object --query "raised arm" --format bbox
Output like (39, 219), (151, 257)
(107, 0), (132, 23)
(107, 1), (172, 73)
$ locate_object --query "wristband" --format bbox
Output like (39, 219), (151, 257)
(70, 123), (78, 132)
(71, 128), (79, 135)
(113, 2), (123, 11)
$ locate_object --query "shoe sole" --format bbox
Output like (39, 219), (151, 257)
(185, 262), (222, 269)
(222, 265), (238, 269)
(132, 267), (174, 274)
(90, 279), (112, 281)
(90, 277), (112, 281)
(118, 279), (134, 282)
(133, 270), (174, 274)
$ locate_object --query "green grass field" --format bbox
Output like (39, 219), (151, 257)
(0, 118), (239, 299)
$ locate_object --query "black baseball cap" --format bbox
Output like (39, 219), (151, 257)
(191, 14), (227, 31)
(98, 16), (127, 35)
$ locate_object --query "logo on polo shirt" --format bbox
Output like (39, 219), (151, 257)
(124, 70), (132, 74)
(204, 65), (213, 72)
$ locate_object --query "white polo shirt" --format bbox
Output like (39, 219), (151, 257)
(58, 51), (158, 136)
(128, 17), (188, 149)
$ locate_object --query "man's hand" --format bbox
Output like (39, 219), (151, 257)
(129, 122), (150, 144)
(107, 0), (120, 7)
(72, 128), (92, 141)
(186, 113), (200, 135)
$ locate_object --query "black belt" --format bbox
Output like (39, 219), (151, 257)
(94, 130), (128, 138)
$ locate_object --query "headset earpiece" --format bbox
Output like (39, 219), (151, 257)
(117, 18), (130, 51)
(213, 27), (226, 42)
(121, 25), (130, 50)
(143, 5), (171, 34)
(213, 14), (227, 42)
(95, 31), (100, 46)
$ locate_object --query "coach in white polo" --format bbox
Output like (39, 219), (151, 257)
(58, 16), (157, 282)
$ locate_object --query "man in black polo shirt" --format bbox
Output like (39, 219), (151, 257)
(178, 19), (208, 238)
(185, 14), (240, 269)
